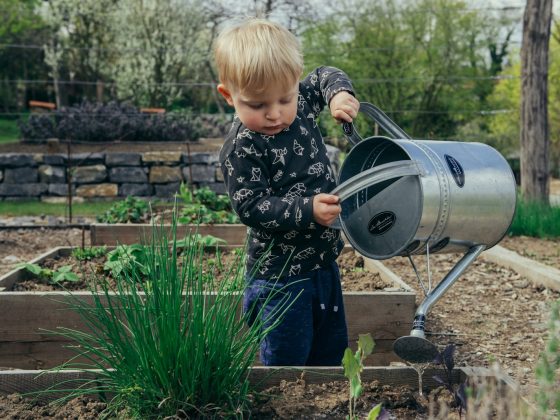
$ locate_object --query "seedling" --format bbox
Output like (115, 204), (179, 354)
(18, 263), (79, 284)
(96, 196), (149, 224)
(342, 333), (387, 420)
(71, 246), (107, 261)
(103, 244), (149, 277)
(176, 183), (239, 224)
(432, 344), (467, 414)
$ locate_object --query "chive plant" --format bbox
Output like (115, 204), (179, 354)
(46, 218), (292, 418)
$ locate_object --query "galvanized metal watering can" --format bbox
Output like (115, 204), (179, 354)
(331, 103), (517, 363)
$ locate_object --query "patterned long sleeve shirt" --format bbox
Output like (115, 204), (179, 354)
(219, 66), (354, 279)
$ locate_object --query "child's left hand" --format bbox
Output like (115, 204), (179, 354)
(329, 91), (360, 123)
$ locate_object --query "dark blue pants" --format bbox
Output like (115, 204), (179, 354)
(243, 262), (348, 366)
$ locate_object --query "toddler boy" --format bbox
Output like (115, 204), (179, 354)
(215, 18), (359, 366)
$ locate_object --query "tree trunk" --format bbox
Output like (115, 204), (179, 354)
(520, 0), (552, 203)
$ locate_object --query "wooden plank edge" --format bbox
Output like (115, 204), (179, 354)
(0, 366), (518, 402)
(482, 245), (560, 291)
(0, 247), (66, 290)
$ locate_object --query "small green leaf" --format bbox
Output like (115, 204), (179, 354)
(367, 403), (382, 420)
(17, 263), (43, 276)
(350, 376), (362, 399)
(358, 333), (375, 357)
(342, 347), (360, 379)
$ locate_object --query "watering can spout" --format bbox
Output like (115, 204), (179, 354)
(393, 244), (486, 364)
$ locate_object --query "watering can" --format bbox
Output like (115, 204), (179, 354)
(330, 103), (517, 363)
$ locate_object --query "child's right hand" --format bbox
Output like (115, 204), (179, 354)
(313, 193), (341, 227)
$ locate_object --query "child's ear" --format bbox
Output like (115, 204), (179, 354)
(217, 84), (234, 106)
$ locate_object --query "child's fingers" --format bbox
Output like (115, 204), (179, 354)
(332, 110), (353, 123)
(317, 193), (340, 204)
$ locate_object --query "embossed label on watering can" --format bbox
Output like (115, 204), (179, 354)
(368, 211), (396, 235)
(444, 154), (465, 187)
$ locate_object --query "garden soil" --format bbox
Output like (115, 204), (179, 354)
(0, 228), (559, 417)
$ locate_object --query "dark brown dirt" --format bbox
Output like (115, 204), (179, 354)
(7, 246), (392, 293)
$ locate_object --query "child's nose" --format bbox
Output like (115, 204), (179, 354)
(266, 106), (280, 120)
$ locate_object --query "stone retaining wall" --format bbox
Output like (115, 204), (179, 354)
(0, 146), (340, 201)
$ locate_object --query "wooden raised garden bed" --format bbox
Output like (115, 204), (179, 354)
(0, 366), (523, 419)
(90, 223), (248, 246)
(0, 246), (415, 370)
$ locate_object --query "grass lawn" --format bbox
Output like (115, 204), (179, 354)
(0, 118), (21, 144)
(0, 200), (116, 218)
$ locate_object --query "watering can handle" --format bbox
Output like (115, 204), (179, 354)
(342, 102), (412, 145)
(330, 160), (424, 202)
(328, 160), (423, 230)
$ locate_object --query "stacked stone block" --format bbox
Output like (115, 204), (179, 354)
(0, 150), (222, 201)
(0, 146), (339, 201)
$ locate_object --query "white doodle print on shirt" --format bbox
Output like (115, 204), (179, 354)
(326, 165), (334, 181)
(306, 113), (318, 128)
(284, 209), (290, 218)
(299, 126), (309, 137)
(294, 247), (316, 260)
(261, 134), (274, 142)
(298, 93), (306, 110)
(257, 200), (271, 213)
(271, 147), (288, 165)
(261, 220), (280, 229)
(237, 176), (244, 183)
(237, 129), (253, 139)
(309, 73), (318, 86)
(321, 229), (337, 241)
(312, 101), (321, 117)
(310, 138), (319, 158)
(284, 231), (298, 239)
(251, 167), (261, 181)
(273, 170), (283, 182)
(293, 140), (304, 155)
(258, 254), (278, 275)
(234, 150), (247, 158)
(281, 183), (306, 205)
(308, 162), (325, 177)
(224, 159), (234, 176)
(288, 264), (302, 276)
(242, 144), (262, 157)
(280, 243), (296, 254)
(233, 188), (253, 201)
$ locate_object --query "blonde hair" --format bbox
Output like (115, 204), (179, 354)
(214, 18), (303, 93)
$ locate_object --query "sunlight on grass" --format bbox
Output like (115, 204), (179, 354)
(509, 196), (560, 238)
(0, 200), (116, 217)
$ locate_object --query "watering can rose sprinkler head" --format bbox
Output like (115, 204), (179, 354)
(393, 318), (439, 364)
(392, 244), (487, 364)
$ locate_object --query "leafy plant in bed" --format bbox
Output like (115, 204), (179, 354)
(36, 220), (292, 418)
(16, 237), (242, 292)
(96, 185), (240, 225)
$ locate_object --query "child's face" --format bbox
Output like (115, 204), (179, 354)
(218, 81), (299, 136)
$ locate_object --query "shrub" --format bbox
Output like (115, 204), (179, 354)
(18, 100), (203, 142)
